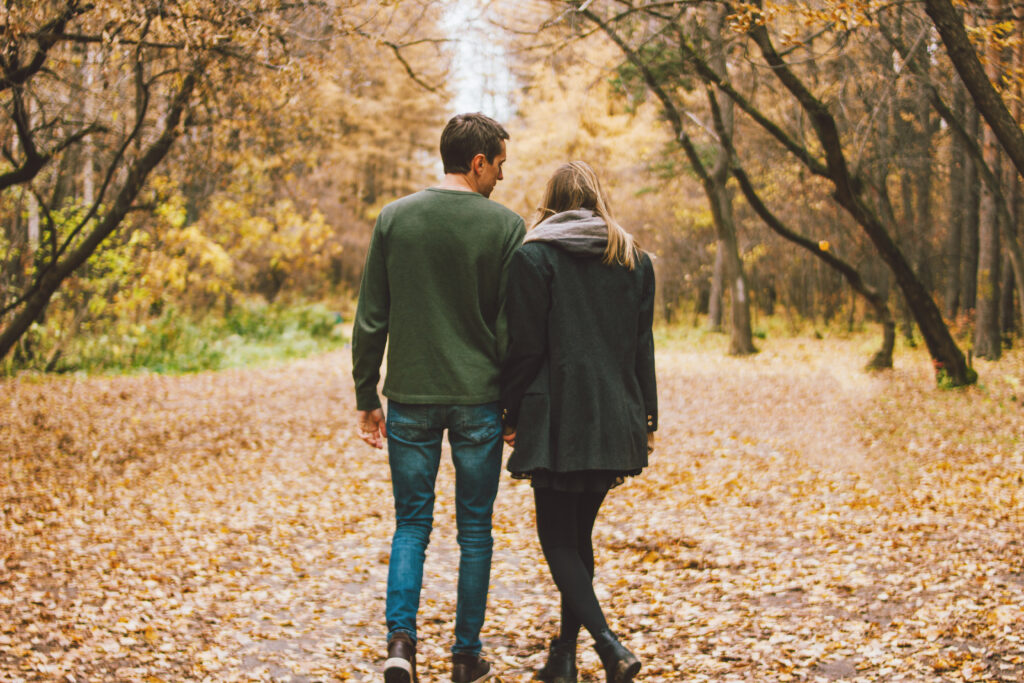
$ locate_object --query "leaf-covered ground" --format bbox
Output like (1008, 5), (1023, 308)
(2, 335), (1023, 682)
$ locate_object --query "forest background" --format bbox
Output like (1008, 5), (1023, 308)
(2, 0), (1024, 384)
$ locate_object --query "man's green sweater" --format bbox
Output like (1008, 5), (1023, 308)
(352, 188), (526, 411)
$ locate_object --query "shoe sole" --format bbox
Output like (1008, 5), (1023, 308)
(384, 657), (413, 683)
(616, 660), (641, 683)
(454, 666), (492, 683)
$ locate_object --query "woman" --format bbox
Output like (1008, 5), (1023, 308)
(500, 161), (657, 683)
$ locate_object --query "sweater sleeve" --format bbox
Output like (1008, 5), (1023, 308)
(636, 252), (658, 431)
(500, 246), (549, 428)
(495, 217), (527, 363)
(351, 218), (389, 411)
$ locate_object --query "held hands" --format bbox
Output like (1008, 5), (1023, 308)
(356, 408), (386, 449)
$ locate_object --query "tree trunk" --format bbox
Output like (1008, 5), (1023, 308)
(581, 4), (754, 352)
(911, 76), (936, 297)
(920, 25), (1024, 338)
(961, 102), (982, 312)
(974, 146), (1002, 358)
(973, 0), (1006, 360)
(719, 186), (756, 354)
(1006, 40), (1024, 343)
(944, 79), (967, 319)
(1000, 258), (1016, 341)
(708, 5), (755, 354)
(708, 242), (725, 331)
(82, 43), (96, 206)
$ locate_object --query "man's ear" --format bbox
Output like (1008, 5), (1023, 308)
(471, 153), (486, 174)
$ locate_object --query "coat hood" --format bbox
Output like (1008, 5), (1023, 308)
(523, 209), (607, 257)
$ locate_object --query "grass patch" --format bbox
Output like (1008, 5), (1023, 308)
(8, 300), (350, 376)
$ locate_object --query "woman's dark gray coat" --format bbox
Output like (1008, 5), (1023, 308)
(500, 215), (658, 477)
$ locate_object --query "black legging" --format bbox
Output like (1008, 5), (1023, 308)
(533, 486), (610, 640)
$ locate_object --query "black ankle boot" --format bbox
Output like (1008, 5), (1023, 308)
(592, 629), (640, 683)
(536, 636), (577, 683)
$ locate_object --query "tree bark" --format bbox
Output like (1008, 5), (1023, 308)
(730, 163), (896, 367)
(700, 60), (895, 367)
(1005, 39), (1024, 342)
(904, 32), (1024, 334)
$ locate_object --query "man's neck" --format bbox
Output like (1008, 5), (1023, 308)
(436, 173), (478, 194)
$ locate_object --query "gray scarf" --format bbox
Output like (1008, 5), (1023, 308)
(523, 209), (607, 257)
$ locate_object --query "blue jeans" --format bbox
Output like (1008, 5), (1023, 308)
(385, 400), (503, 656)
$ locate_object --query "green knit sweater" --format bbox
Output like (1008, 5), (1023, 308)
(352, 188), (525, 411)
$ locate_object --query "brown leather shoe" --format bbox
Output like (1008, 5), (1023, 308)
(384, 632), (417, 683)
(451, 652), (491, 682)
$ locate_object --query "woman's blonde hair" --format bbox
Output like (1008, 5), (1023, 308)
(533, 161), (638, 269)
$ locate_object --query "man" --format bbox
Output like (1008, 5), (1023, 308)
(351, 113), (525, 683)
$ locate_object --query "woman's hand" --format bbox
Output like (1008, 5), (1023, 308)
(647, 431), (655, 454)
(502, 426), (516, 447)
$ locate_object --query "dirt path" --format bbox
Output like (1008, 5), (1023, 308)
(2, 338), (1023, 681)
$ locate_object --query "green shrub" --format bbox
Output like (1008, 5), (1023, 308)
(5, 299), (350, 376)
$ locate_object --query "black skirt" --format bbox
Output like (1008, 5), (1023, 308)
(510, 467), (642, 492)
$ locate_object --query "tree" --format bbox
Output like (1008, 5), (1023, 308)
(627, 1), (970, 380)
(561, 1), (950, 374)
(924, 0), (1024, 182)
(577, 4), (756, 354)
(880, 2), (1024, 341)
(0, 0), (205, 361)
(972, 0), (1008, 359)
(0, 1), (447, 364)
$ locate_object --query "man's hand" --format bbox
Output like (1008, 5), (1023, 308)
(357, 408), (386, 449)
(647, 431), (656, 455)
(502, 425), (516, 447)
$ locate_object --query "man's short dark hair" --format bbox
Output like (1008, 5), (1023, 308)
(440, 113), (509, 174)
